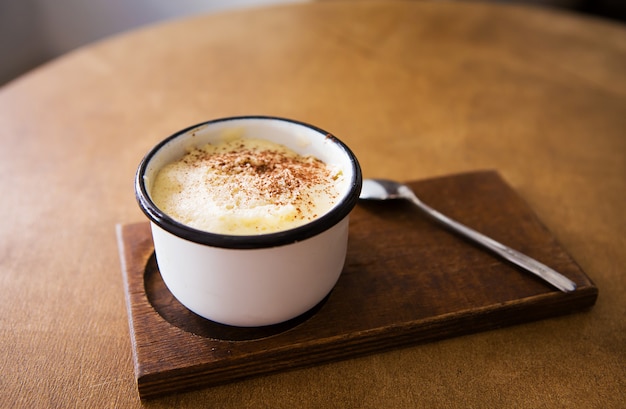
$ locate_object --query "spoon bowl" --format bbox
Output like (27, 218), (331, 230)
(359, 178), (577, 293)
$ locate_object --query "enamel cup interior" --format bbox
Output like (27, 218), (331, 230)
(141, 117), (357, 218)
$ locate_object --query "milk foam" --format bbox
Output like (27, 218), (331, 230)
(151, 138), (345, 235)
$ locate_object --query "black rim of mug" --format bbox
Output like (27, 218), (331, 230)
(135, 115), (362, 249)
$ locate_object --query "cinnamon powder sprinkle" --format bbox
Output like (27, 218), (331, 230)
(151, 138), (344, 234)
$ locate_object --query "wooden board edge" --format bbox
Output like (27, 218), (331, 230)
(135, 286), (598, 399)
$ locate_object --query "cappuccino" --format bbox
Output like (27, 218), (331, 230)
(151, 138), (345, 235)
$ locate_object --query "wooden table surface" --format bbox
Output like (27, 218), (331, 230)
(1, 0), (624, 407)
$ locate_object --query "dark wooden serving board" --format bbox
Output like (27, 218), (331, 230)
(117, 170), (597, 399)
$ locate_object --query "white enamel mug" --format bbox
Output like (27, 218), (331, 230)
(135, 116), (362, 327)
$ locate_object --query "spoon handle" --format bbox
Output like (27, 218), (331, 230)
(401, 189), (577, 292)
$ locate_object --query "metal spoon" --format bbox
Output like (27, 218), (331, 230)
(359, 178), (577, 293)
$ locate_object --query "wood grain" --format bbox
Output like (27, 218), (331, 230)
(118, 171), (597, 399)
